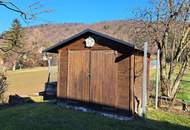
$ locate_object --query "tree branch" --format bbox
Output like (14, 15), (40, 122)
(0, 1), (27, 19)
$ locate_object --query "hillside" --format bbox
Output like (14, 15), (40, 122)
(23, 20), (152, 51)
(0, 20), (155, 68)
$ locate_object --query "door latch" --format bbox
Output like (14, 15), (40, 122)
(88, 73), (91, 79)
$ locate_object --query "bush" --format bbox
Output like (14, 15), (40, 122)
(0, 74), (7, 102)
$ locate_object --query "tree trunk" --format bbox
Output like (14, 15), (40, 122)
(160, 49), (169, 96)
(19, 64), (22, 70)
(12, 61), (16, 71)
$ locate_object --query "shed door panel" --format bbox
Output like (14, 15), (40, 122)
(68, 50), (90, 101)
(90, 50), (117, 106)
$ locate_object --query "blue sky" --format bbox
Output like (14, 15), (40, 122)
(0, 0), (151, 33)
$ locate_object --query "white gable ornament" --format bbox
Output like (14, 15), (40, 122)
(85, 37), (95, 48)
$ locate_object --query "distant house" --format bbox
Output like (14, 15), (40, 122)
(44, 29), (150, 116)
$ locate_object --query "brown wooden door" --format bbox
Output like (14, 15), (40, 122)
(67, 50), (90, 101)
(68, 50), (117, 106)
(90, 50), (117, 106)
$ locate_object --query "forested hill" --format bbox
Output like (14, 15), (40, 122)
(0, 20), (156, 68)
(23, 20), (155, 52)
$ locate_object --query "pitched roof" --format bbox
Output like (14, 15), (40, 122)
(44, 28), (141, 53)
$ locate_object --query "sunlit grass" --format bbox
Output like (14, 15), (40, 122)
(150, 68), (190, 101)
(6, 67), (57, 96)
(0, 103), (189, 130)
(5, 66), (189, 101)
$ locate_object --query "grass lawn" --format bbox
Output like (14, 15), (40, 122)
(5, 67), (57, 97)
(150, 68), (190, 101)
(5, 66), (190, 101)
(177, 73), (190, 101)
(0, 103), (189, 130)
(1, 66), (189, 130)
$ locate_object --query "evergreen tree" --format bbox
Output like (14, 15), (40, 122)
(2, 19), (25, 70)
(3, 19), (24, 51)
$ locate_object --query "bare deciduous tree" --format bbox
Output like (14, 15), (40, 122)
(0, 0), (53, 21)
(0, 0), (52, 56)
(0, 0), (52, 100)
(0, 0), (27, 19)
(134, 0), (190, 100)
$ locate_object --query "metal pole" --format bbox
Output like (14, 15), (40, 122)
(142, 42), (148, 117)
(155, 49), (160, 109)
(47, 57), (51, 83)
(48, 58), (51, 74)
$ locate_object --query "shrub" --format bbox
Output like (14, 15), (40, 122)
(0, 74), (7, 102)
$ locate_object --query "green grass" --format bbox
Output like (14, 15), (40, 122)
(2, 67), (190, 129)
(4, 66), (190, 101)
(183, 74), (190, 81)
(5, 67), (57, 96)
(150, 68), (190, 101)
(0, 103), (189, 130)
(177, 80), (190, 101)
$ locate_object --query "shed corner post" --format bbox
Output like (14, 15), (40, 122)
(57, 49), (61, 98)
(130, 53), (135, 115)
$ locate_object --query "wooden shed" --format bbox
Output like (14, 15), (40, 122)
(44, 29), (150, 116)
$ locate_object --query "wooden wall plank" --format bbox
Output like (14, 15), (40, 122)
(134, 54), (143, 114)
(57, 49), (68, 98)
(116, 53), (131, 110)
(130, 55), (135, 114)
(90, 50), (117, 106)
(67, 50), (90, 101)
(57, 35), (147, 114)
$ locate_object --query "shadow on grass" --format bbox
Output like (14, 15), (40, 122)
(0, 95), (189, 130)
(131, 118), (190, 130)
(0, 94), (35, 109)
(8, 94), (34, 105)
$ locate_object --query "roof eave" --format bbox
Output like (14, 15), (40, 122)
(44, 28), (140, 53)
